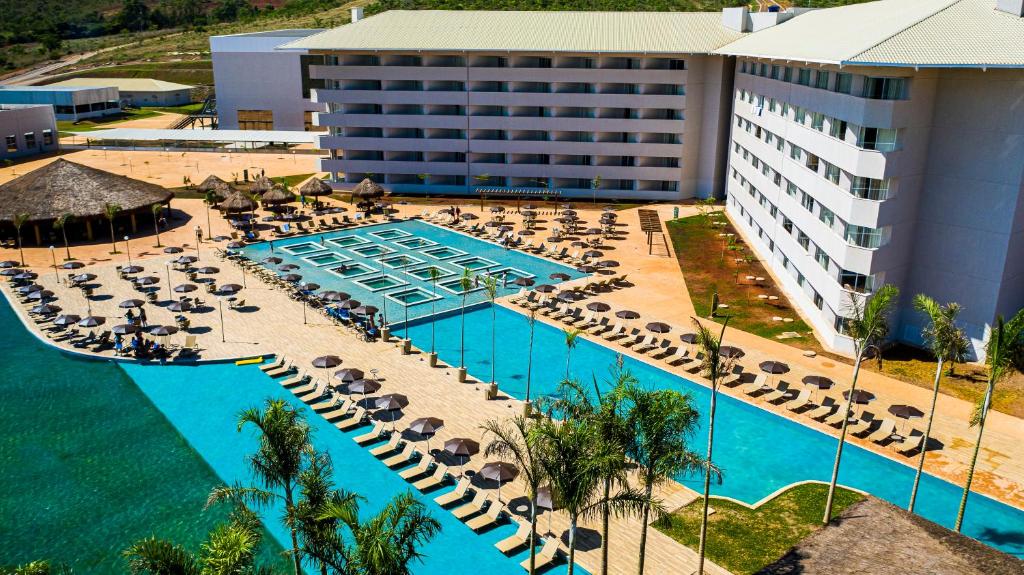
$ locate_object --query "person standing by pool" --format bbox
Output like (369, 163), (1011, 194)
(139, 308), (148, 328)
(269, 241), (275, 253)
(194, 225), (203, 244)
(125, 308), (135, 324)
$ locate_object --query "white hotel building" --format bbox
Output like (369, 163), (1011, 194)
(264, 0), (1024, 356)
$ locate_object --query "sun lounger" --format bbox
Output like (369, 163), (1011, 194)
(495, 520), (533, 554)
(466, 498), (505, 531)
(563, 309), (585, 324)
(412, 463), (449, 491)
(721, 370), (744, 387)
(353, 421), (386, 445)
(368, 433), (403, 457)
(866, 418), (897, 443)
(786, 390), (815, 411)
(312, 395), (346, 412)
(648, 341), (672, 358)
(622, 329), (644, 347)
(335, 407), (367, 431)
(265, 361), (295, 378)
(761, 382), (794, 404)
(434, 477), (471, 506)
(260, 356), (286, 373)
(399, 454), (434, 480)
(807, 397), (838, 421)
(291, 377), (320, 396)
(382, 443), (418, 467)
(296, 380), (328, 401)
(846, 411), (877, 435)
(321, 398), (354, 420)
(824, 405), (852, 427)
(521, 539), (561, 571)
(451, 490), (489, 520)
(589, 317), (610, 334)
(740, 374), (770, 396)
(665, 348), (691, 365)
(280, 372), (309, 388)
(896, 432), (925, 456)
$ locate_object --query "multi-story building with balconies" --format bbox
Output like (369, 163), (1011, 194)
(284, 10), (744, 200)
(718, 0), (1024, 356)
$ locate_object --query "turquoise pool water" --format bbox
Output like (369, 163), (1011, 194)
(405, 305), (1024, 557)
(122, 361), (582, 575)
(238, 220), (585, 327)
(0, 301), (286, 572)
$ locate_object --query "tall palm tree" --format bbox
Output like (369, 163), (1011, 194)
(151, 203), (164, 248)
(53, 213), (73, 260)
(481, 415), (546, 574)
(104, 203), (122, 254)
(955, 309), (1024, 531)
(12, 212), (30, 265)
(908, 295), (968, 513)
(562, 327), (583, 380)
(296, 450), (361, 575)
(208, 398), (312, 575)
(483, 275), (499, 384)
(623, 381), (709, 575)
(531, 416), (647, 575)
(525, 310), (537, 410)
(204, 190), (219, 239)
(248, 192), (261, 227)
(458, 268), (473, 375)
(823, 283), (899, 524)
(428, 266), (441, 356)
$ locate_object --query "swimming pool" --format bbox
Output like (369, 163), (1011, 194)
(238, 220), (585, 327)
(123, 361), (582, 575)
(405, 305), (1024, 558)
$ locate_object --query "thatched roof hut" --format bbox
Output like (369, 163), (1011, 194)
(220, 191), (256, 213)
(299, 177), (333, 198)
(0, 159), (172, 224)
(262, 185), (295, 205)
(197, 174), (232, 200)
(250, 176), (274, 195)
(352, 178), (385, 199)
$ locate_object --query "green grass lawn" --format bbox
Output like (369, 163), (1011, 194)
(56, 108), (162, 134)
(150, 102), (206, 115)
(655, 483), (864, 574)
(271, 173), (317, 188)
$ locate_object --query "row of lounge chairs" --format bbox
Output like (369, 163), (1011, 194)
(271, 216), (360, 238)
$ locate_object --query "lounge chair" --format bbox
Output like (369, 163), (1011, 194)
(382, 443), (418, 467)
(807, 397), (838, 421)
(664, 348), (691, 366)
(621, 329), (644, 347)
(495, 520), (533, 554)
(412, 463), (449, 491)
(280, 372), (310, 388)
(259, 356), (286, 373)
(368, 433), (403, 457)
(634, 336), (659, 354)
(353, 421), (386, 445)
(588, 317), (610, 334)
(896, 432), (926, 456)
(761, 382), (794, 404)
(321, 398), (354, 420)
(335, 407), (367, 431)
(602, 324), (627, 340)
(296, 380), (329, 401)
(434, 477), (471, 506)
(648, 340), (672, 358)
(451, 490), (489, 520)
(824, 405), (853, 427)
(740, 374), (770, 396)
(563, 309), (585, 324)
(522, 539), (561, 571)
(866, 418), (897, 443)
(291, 378), (320, 396)
(721, 369), (744, 387)
(786, 390), (815, 411)
(465, 498), (505, 531)
(400, 455), (434, 480)
(846, 412), (877, 435)
(265, 361), (295, 378)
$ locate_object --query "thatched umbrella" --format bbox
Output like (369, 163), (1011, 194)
(263, 185), (295, 206)
(197, 175), (232, 200)
(352, 178), (385, 199)
(250, 176), (274, 195)
(300, 177), (333, 198)
(220, 191), (256, 213)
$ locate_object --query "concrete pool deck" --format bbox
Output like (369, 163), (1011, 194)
(3, 197), (1024, 571)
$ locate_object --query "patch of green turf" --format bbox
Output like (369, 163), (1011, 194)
(56, 108), (161, 133)
(655, 483), (864, 574)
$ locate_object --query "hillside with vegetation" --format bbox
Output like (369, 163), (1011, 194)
(365, 0), (873, 15)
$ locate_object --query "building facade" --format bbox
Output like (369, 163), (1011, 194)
(0, 104), (58, 160)
(0, 85), (120, 121)
(47, 78), (193, 107)
(210, 29), (327, 131)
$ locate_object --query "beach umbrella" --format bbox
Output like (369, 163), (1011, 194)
(61, 261), (84, 270)
(570, 241), (589, 248)
(299, 177), (333, 198)
(444, 437), (479, 475)
(586, 302), (610, 312)
(480, 462), (519, 502)
(333, 368), (364, 383)
(679, 333), (699, 344)
(485, 220), (503, 228)
(889, 405), (924, 420)
(616, 310), (640, 320)
(0, 268), (23, 276)
(122, 265), (144, 274)
(801, 375), (834, 389)
(53, 314), (81, 327)
(73, 273), (97, 283)
(376, 393), (409, 411)
(352, 305), (378, 316)
(119, 299), (145, 308)
(148, 325), (179, 336)
(31, 303), (61, 315)
(313, 355), (343, 369)
(561, 209), (577, 216)
(719, 345), (745, 359)
(298, 282), (320, 292)
(759, 361), (790, 374)
(517, 229), (535, 236)
(281, 274), (303, 283)
(174, 283), (198, 293)
(535, 284), (556, 293)
(195, 266), (220, 275)
(169, 301), (193, 312)
(557, 291), (576, 303)
(489, 206), (505, 213)
(27, 290), (55, 300)
(460, 212), (479, 221)
(843, 389), (875, 404)
(352, 178), (385, 199)
(521, 203), (539, 210)
(163, 246), (184, 254)
(176, 256), (198, 265)
(14, 272), (37, 281)
(549, 273), (570, 281)
(250, 175), (274, 195)
(263, 185), (296, 205)
(112, 323), (140, 335)
(408, 417), (444, 451)
(226, 241), (246, 250)
(348, 378), (380, 396)
(583, 250), (604, 259)
(522, 210), (537, 217)
(218, 284), (243, 295)
(596, 260), (619, 268)
(263, 256), (283, 265)
(513, 277), (535, 287)
(537, 484), (558, 533)
(78, 316), (105, 328)
(135, 276), (160, 287)
(576, 265), (597, 273)
(16, 283), (43, 294)
(339, 299), (362, 310)
(320, 290), (349, 303)
(584, 228), (603, 236)
(646, 322), (671, 333)
(221, 191), (257, 213)
(213, 235), (232, 242)
(0, 260), (18, 268)
(278, 263), (300, 271)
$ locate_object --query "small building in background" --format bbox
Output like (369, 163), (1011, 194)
(210, 29), (327, 132)
(0, 85), (120, 121)
(46, 78), (194, 107)
(0, 104), (59, 160)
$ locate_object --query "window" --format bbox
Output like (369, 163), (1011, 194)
(23, 132), (35, 149)
(797, 272), (806, 287)
(834, 73), (853, 94)
(811, 112), (825, 131)
(801, 191), (815, 212)
(815, 246), (830, 270)
(782, 217), (793, 233)
(804, 152), (820, 172)
(819, 206), (835, 227)
(862, 77), (906, 100)
(797, 69), (812, 86)
(845, 224), (883, 248)
(783, 67), (793, 82)
(237, 110), (273, 130)
(797, 231), (810, 251)
(813, 291), (824, 310)
(794, 107), (807, 124)
(5, 135), (16, 153)
(839, 270), (874, 293)
(771, 65), (782, 80)
(42, 130), (53, 146)
(824, 163), (841, 184)
(789, 144), (803, 161)
(850, 177), (890, 200)
(815, 71), (830, 90)
(860, 127), (898, 151)
(786, 181), (799, 197)
(834, 315), (850, 334)
(829, 119), (848, 140)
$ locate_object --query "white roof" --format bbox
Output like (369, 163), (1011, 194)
(283, 10), (746, 54)
(67, 128), (316, 144)
(48, 77), (194, 92)
(718, 0), (1024, 68)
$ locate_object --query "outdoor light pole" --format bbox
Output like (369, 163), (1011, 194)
(165, 262), (172, 301)
(218, 297), (226, 342)
(49, 246), (58, 282)
(124, 236), (132, 266)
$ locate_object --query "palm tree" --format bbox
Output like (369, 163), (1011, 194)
(53, 213), (73, 260)
(208, 398), (313, 575)
(525, 310), (537, 411)
(427, 266), (441, 357)
(296, 450), (361, 575)
(151, 203), (163, 248)
(531, 416), (647, 575)
(104, 203), (122, 254)
(590, 175), (602, 205)
(481, 415), (546, 574)
(823, 283), (899, 524)
(12, 212), (30, 265)
(908, 295), (968, 513)
(624, 383), (709, 575)
(562, 327), (583, 380)
(204, 190), (219, 239)
(954, 309), (1024, 531)
(248, 192), (261, 226)
(483, 275), (499, 384)
(458, 267), (473, 378)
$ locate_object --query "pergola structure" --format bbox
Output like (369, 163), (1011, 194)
(475, 187), (563, 212)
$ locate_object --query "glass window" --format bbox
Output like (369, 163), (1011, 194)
(811, 112), (825, 131)
(42, 130), (53, 146)
(23, 132), (35, 149)
(789, 144), (803, 161)
(839, 270), (874, 292)
(5, 135), (16, 152)
(801, 192), (815, 212)
(862, 77), (907, 100)
(815, 71), (830, 90)
(846, 224), (883, 248)
(813, 291), (824, 309)
(771, 65), (782, 80)
(850, 177), (890, 200)
(783, 67), (793, 82)
(782, 217), (793, 233)
(815, 246), (830, 269)
(237, 110), (274, 130)
(797, 69), (812, 86)
(834, 73), (853, 94)
(819, 206), (835, 227)
(797, 231), (810, 251)
(786, 181), (799, 197)
(860, 127), (898, 151)
(794, 107), (807, 124)
(829, 119), (848, 140)
(825, 163), (841, 184)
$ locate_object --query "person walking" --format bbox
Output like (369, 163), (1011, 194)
(139, 307), (148, 328)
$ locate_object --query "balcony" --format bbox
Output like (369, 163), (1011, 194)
(314, 89), (466, 106)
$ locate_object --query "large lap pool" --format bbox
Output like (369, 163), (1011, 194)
(405, 305), (1024, 558)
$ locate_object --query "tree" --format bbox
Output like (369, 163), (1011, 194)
(208, 398), (312, 575)
(52, 213), (73, 260)
(531, 416), (647, 575)
(908, 295), (968, 513)
(525, 310), (537, 410)
(151, 203), (164, 247)
(483, 275), (499, 384)
(954, 309), (1024, 531)
(590, 175), (602, 205)
(427, 266), (441, 355)
(104, 203), (122, 254)
(12, 212), (30, 265)
(204, 190), (220, 239)
(562, 327), (583, 380)
(823, 284), (899, 524)
(690, 317), (733, 575)
(481, 415), (546, 574)
(458, 268), (473, 373)
(116, 0), (151, 32)
(248, 192), (261, 226)
(296, 451), (360, 575)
